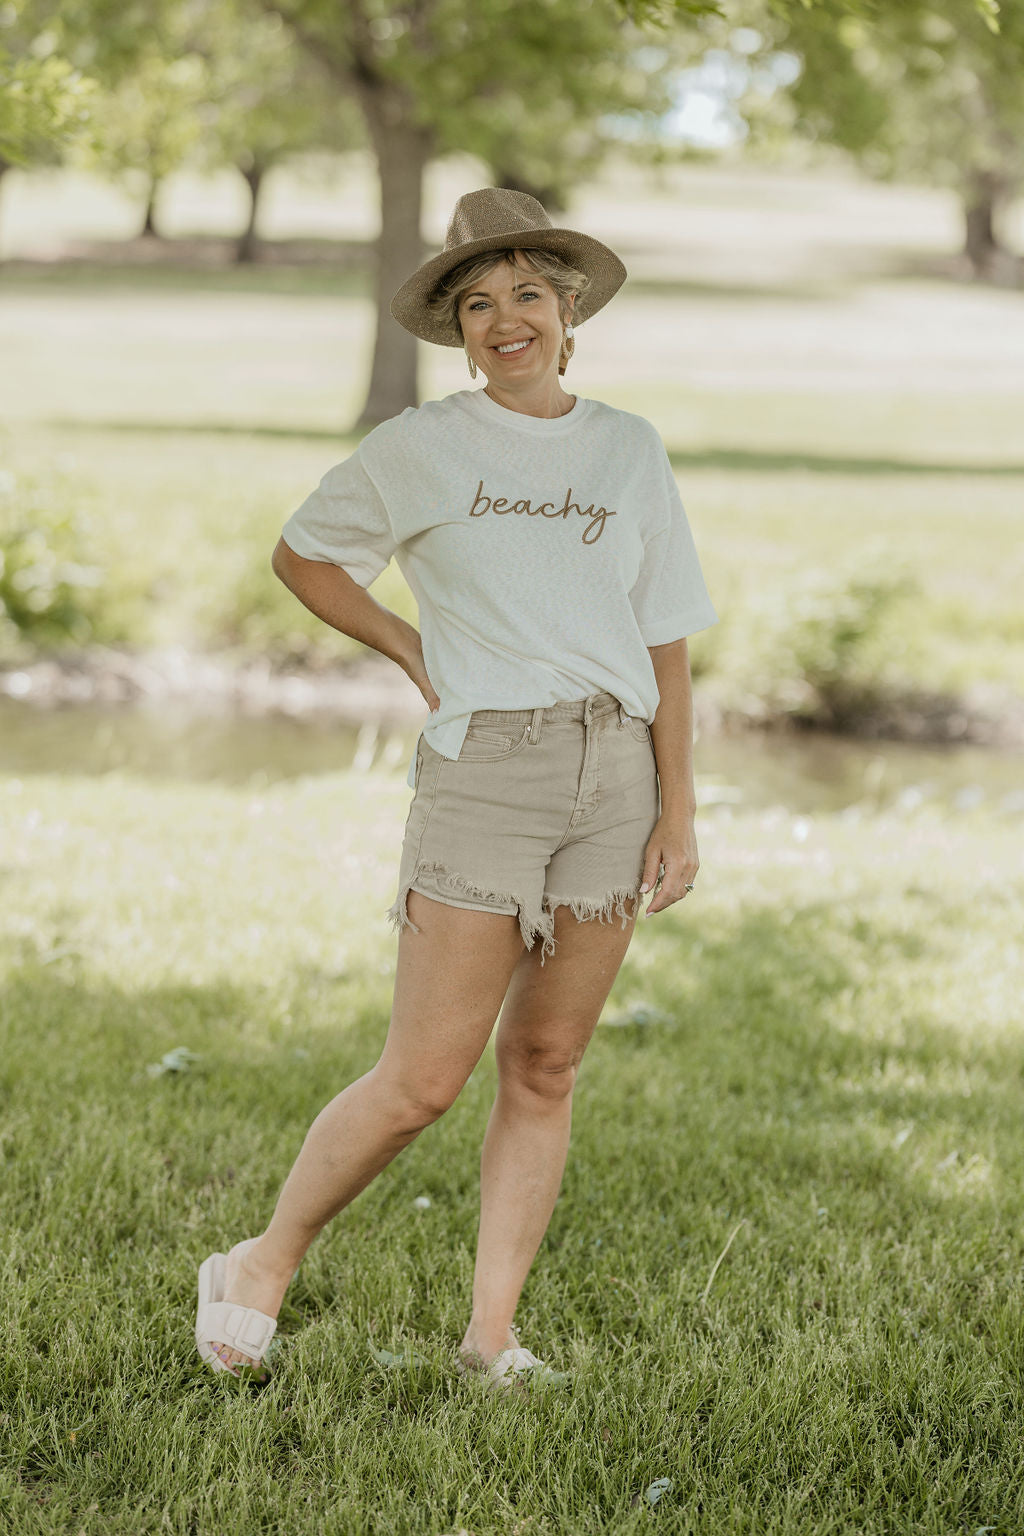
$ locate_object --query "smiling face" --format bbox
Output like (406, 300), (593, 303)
(457, 254), (573, 387)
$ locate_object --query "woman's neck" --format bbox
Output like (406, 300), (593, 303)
(482, 382), (576, 419)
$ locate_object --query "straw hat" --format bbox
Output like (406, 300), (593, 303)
(390, 187), (627, 347)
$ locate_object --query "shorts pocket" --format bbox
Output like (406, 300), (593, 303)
(623, 714), (651, 742)
(458, 720), (532, 762)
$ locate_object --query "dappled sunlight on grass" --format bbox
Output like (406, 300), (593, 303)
(3, 763), (1022, 1530)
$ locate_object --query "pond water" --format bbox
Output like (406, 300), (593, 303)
(2, 696), (1021, 816)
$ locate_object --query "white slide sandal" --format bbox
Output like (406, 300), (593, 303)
(456, 1343), (569, 1395)
(195, 1251), (277, 1382)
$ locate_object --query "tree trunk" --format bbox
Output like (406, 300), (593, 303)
(355, 89), (434, 428)
(963, 166), (1011, 277)
(236, 162), (265, 264)
(140, 175), (160, 238)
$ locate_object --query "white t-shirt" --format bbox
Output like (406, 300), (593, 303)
(281, 387), (718, 787)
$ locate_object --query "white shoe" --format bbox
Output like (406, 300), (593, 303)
(456, 1342), (569, 1395)
(195, 1251), (276, 1383)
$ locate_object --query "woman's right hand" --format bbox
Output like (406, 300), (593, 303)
(401, 635), (441, 715)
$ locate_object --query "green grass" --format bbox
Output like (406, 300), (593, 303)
(2, 768), (1023, 1534)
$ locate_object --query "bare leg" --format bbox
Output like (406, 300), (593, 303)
(459, 901), (638, 1366)
(209, 890), (525, 1373)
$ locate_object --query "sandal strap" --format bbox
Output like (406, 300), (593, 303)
(491, 1346), (543, 1379)
(198, 1300), (277, 1357)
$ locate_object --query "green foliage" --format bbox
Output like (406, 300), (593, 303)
(76, 49), (207, 185)
(0, 0), (361, 201)
(256, 0), (737, 205)
(717, 554), (921, 726)
(214, 545), (418, 663)
(189, 0), (364, 182)
(69, 0), (365, 200)
(781, 560), (919, 705)
(0, 28), (97, 164)
(0, 468), (106, 649)
(616, 0), (724, 20)
(744, 0), (1024, 226)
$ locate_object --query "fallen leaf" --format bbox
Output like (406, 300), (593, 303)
(369, 1344), (426, 1370)
(646, 1477), (674, 1506)
(147, 1046), (201, 1078)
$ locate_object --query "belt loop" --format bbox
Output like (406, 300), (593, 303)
(618, 701), (628, 728)
(528, 705), (544, 745)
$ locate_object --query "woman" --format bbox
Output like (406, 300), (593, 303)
(194, 188), (717, 1392)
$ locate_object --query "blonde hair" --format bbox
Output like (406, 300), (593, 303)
(427, 247), (591, 339)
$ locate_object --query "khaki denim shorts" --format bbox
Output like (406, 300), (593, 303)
(386, 691), (660, 964)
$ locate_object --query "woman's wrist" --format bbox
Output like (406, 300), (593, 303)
(657, 790), (697, 821)
(381, 613), (424, 674)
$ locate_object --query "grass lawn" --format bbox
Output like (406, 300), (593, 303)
(2, 767), (1023, 1534)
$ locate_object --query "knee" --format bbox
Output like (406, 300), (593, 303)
(497, 1044), (582, 1104)
(370, 1067), (462, 1133)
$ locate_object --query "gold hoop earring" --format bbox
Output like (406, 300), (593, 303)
(559, 324), (575, 376)
(466, 349), (478, 380)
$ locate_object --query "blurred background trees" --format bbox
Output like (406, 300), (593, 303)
(1, 0), (1020, 424)
(746, 0), (1024, 282)
(0, 1), (96, 205)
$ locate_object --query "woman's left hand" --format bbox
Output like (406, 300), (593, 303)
(639, 812), (699, 916)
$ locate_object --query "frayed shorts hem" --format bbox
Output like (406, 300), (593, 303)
(385, 860), (642, 966)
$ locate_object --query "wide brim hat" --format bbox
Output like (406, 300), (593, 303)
(390, 187), (627, 347)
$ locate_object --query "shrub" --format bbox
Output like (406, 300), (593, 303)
(785, 562), (920, 713)
(212, 552), (420, 665)
(0, 468), (106, 652)
(715, 548), (921, 727)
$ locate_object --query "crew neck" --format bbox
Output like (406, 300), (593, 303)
(462, 387), (590, 434)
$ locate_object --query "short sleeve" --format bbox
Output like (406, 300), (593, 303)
(629, 444), (718, 645)
(280, 447), (398, 589)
